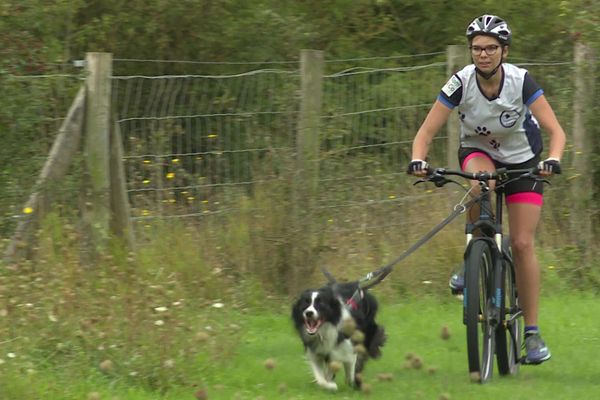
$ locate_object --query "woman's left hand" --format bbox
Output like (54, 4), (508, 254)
(538, 158), (561, 176)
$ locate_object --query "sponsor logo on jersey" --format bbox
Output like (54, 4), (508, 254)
(442, 75), (462, 97)
(499, 109), (521, 128)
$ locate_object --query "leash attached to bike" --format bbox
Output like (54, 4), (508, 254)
(324, 167), (547, 309)
(325, 180), (479, 309)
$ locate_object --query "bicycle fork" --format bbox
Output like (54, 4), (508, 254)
(461, 237), (503, 328)
(489, 246), (504, 327)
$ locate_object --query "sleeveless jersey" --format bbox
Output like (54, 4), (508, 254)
(438, 63), (544, 164)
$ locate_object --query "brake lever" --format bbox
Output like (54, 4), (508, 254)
(431, 177), (448, 187)
(413, 175), (453, 187)
(520, 172), (550, 185)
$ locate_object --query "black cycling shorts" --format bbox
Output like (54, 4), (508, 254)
(458, 147), (543, 205)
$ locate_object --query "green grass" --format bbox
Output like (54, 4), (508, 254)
(195, 293), (600, 400)
(1, 292), (599, 399)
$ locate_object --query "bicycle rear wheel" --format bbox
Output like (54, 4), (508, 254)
(465, 239), (495, 383)
(496, 238), (522, 375)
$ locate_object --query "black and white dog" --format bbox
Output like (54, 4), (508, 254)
(291, 281), (386, 390)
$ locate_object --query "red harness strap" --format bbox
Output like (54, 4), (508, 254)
(345, 289), (364, 310)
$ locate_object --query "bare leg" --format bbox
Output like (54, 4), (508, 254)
(507, 202), (542, 326)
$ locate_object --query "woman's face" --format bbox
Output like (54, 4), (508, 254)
(470, 35), (507, 75)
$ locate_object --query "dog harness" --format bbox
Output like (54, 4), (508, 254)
(345, 289), (364, 311)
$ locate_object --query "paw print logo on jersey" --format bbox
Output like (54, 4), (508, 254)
(458, 111), (466, 121)
(489, 139), (501, 150)
(475, 126), (491, 136)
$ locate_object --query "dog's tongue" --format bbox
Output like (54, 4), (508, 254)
(305, 319), (322, 334)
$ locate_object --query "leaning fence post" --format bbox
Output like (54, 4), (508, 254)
(445, 45), (470, 168)
(84, 52), (113, 252)
(3, 86), (86, 263)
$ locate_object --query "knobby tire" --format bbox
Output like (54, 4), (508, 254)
(465, 240), (495, 383)
(495, 237), (522, 375)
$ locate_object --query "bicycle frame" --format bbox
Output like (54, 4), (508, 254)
(419, 166), (543, 381)
(465, 178), (507, 327)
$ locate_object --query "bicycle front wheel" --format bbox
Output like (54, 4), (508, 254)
(465, 239), (495, 383)
(496, 238), (522, 375)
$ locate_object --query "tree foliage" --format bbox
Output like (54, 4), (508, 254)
(2, 0), (596, 68)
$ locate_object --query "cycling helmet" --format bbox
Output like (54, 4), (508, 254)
(466, 15), (511, 45)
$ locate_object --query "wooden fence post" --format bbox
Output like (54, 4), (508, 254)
(288, 49), (324, 292)
(84, 52), (113, 251)
(445, 45), (470, 168)
(570, 41), (596, 254)
(297, 49), (324, 192)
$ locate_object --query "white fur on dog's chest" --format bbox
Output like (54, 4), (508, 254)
(308, 323), (355, 362)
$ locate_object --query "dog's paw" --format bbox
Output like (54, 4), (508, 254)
(368, 326), (387, 359)
(317, 381), (338, 391)
(350, 372), (363, 389)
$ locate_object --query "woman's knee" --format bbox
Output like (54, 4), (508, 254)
(510, 235), (535, 254)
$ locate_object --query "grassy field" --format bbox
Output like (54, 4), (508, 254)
(1, 292), (599, 400)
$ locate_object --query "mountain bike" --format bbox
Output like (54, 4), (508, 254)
(417, 166), (546, 383)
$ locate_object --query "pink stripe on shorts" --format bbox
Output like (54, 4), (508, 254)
(461, 151), (493, 171)
(506, 192), (543, 206)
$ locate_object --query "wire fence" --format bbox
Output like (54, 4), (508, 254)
(2, 52), (578, 262)
(112, 64), (300, 226)
(109, 55), (451, 243)
(0, 66), (84, 242)
(111, 53), (574, 234)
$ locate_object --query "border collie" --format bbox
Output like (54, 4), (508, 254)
(291, 282), (386, 391)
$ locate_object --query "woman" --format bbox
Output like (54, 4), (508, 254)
(407, 14), (566, 365)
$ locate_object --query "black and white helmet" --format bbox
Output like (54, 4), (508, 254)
(466, 15), (511, 45)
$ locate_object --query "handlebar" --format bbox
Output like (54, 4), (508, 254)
(416, 167), (545, 188)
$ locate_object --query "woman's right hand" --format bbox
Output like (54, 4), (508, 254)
(407, 159), (429, 176)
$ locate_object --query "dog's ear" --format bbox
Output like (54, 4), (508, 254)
(291, 292), (307, 321)
(292, 290), (312, 309)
